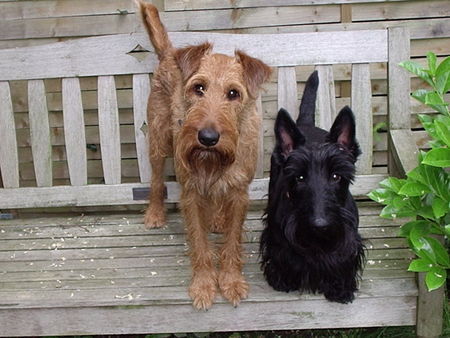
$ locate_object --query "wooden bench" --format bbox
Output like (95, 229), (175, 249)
(0, 25), (443, 337)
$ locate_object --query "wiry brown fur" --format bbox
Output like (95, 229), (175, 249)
(138, 1), (272, 310)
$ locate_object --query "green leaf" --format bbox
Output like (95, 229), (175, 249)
(400, 220), (432, 237)
(380, 204), (417, 219)
(398, 181), (431, 196)
(400, 61), (434, 86)
(425, 267), (447, 291)
(419, 164), (450, 200)
(425, 91), (446, 106)
(406, 166), (426, 185)
(425, 236), (450, 267)
(435, 56), (450, 78)
(434, 120), (450, 147)
(379, 177), (406, 193)
(367, 188), (395, 205)
(412, 89), (429, 104)
(432, 196), (449, 219)
(410, 227), (436, 262)
(445, 224), (450, 236)
(408, 258), (433, 272)
(422, 148), (450, 168)
(435, 70), (450, 95)
(427, 52), (437, 75)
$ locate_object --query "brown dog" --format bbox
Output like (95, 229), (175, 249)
(138, 1), (271, 310)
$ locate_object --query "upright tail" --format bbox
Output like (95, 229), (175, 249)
(296, 70), (319, 127)
(138, 1), (172, 59)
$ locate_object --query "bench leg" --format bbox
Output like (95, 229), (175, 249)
(416, 272), (445, 338)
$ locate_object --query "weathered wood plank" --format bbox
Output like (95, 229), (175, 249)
(0, 81), (20, 188)
(0, 30), (389, 81)
(389, 129), (419, 177)
(132, 74), (151, 183)
(165, 0), (412, 11)
(62, 77), (88, 186)
(351, 63), (373, 174)
(277, 66), (298, 115)
(0, 296), (416, 336)
(98, 76), (121, 185)
(27, 80), (52, 187)
(0, 175), (386, 208)
(255, 94), (264, 178)
(0, 0), (135, 20)
(388, 26), (411, 130)
(316, 65), (336, 130)
(0, 278), (417, 309)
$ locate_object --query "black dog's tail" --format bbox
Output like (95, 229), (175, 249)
(296, 70), (319, 127)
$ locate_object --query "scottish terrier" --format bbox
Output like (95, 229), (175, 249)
(260, 71), (365, 303)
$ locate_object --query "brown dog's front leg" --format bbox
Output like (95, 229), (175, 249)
(218, 190), (249, 307)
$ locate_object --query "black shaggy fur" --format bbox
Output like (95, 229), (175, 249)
(260, 71), (365, 304)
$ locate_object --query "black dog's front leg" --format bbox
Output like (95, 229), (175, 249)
(262, 246), (301, 293)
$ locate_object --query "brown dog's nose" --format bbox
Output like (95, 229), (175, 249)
(198, 128), (220, 147)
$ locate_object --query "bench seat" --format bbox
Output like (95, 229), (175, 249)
(0, 202), (416, 336)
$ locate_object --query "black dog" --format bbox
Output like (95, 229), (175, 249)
(260, 71), (365, 303)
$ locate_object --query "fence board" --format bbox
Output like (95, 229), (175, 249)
(62, 77), (88, 186)
(0, 81), (19, 188)
(98, 76), (121, 185)
(255, 94), (264, 178)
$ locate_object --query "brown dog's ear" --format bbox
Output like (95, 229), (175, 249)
(174, 42), (212, 81)
(235, 50), (272, 99)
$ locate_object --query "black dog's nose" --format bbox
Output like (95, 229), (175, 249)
(198, 128), (220, 147)
(313, 217), (328, 228)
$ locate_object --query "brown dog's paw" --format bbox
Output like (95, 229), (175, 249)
(144, 206), (165, 229)
(219, 271), (249, 307)
(189, 273), (217, 310)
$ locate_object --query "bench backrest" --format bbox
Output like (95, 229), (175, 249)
(0, 27), (410, 209)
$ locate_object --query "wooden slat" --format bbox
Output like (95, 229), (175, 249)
(255, 94), (264, 178)
(388, 26), (411, 130)
(388, 129), (419, 179)
(132, 74), (151, 183)
(351, 63), (372, 175)
(98, 76), (121, 185)
(316, 65), (336, 130)
(0, 296), (416, 336)
(0, 175), (386, 209)
(27, 80), (52, 187)
(62, 77), (87, 186)
(0, 0), (136, 20)
(165, 0), (411, 11)
(277, 66), (298, 115)
(0, 81), (19, 188)
(0, 30), (389, 81)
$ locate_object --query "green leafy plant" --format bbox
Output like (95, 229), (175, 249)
(368, 52), (450, 291)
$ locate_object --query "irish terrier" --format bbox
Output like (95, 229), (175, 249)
(138, 2), (272, 309)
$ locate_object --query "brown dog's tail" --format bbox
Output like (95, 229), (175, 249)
(137, 1), (172, 59)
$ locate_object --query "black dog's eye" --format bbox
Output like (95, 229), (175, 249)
(331, 173), (341, 182)
(227, 89), (240, 100)
(193, 84), (206, 96)
(296, 175), (306, 183)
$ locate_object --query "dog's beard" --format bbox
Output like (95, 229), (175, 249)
(184, 146), (235, 195)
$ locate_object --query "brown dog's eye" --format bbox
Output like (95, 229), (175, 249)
(227, 89), (240, 100)
(193, 84), (205, 96)
(332, 173), (341, 182)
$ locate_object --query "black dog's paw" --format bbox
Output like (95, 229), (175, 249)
(263, 265), (298, 293)
(324, 289), (355, 304)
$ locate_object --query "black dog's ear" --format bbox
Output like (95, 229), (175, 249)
(275, 108), (305, 158)
(327, 106), (361, 159)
